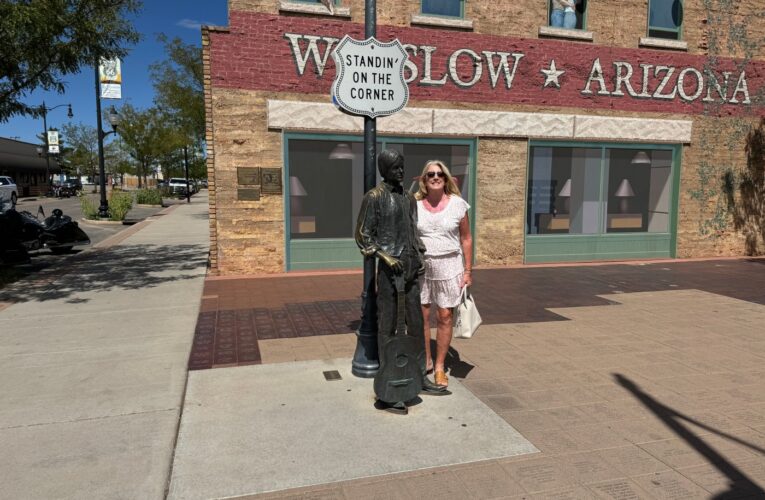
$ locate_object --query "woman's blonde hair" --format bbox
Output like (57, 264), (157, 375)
(415, 160), (461, 200)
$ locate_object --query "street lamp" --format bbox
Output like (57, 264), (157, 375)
(39, 102), (73, 191)
(96, 105), (120, 218)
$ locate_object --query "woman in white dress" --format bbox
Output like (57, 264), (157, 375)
(415, 160), (473, 388)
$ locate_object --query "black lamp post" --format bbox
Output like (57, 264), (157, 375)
(95, 104), (120, 218)
(352, 0), (380, 378)
(39, 102), (73, 190)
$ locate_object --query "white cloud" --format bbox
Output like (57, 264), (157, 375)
(176, 18), (212, 30)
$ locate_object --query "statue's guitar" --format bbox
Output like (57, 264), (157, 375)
(374, 274), (423, 405)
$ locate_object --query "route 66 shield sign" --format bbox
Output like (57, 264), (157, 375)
(331, 35), (409, 118)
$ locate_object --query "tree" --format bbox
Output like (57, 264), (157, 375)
(104, 137), (136, 185)
(118, 104), (181, 187)
(61, 122), (98, 180)
(36, 128), (72, 177)
(149, 36), (206, 182)
(149, 35), (204, 144)
(0, 0), (141, 122)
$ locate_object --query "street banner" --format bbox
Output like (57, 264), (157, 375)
(47, 130), (59, 154)
(99, 57), (122, 99)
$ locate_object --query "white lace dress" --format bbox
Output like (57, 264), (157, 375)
(417, 196), (470, 308)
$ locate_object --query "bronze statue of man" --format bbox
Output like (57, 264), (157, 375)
(355, 149), (447, 414)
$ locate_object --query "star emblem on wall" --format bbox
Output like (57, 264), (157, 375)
(541, 60), (565, 88)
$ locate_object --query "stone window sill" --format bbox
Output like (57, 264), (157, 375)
(411, 14), (473, 30)
(279, 1), (351, 18)
(538, 25), (593, 41)
(639, 37), (688, 51)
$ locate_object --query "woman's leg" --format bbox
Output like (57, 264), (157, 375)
(550, 9), (564, 27)
(434, 306), (453, 372)
(563, 10), (577, 29)
(421, 303), (433, 372)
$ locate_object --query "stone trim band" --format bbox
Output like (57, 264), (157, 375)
(266, 99), (693, 143)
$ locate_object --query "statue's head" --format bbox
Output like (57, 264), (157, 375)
(378, 149), (404, 185)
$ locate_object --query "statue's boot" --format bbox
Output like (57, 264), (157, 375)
(421, 378), (451, 396)
(377, 400), (408, 415)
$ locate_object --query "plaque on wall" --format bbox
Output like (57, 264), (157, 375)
(238, 188), (261, 201)
(237, 167), (261, 185)
(261, 168), (282, 194)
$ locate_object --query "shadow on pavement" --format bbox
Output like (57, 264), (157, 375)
(0, 243), (208, 304)
(614, 374), (765, 499)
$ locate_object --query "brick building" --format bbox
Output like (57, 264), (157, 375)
(0, 137), (61, 198)
(203, 0), (765, 274)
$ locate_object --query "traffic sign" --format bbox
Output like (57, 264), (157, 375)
(331, 36), (409, 118)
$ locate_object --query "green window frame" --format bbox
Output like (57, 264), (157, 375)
(420, 0), (464, 19)
(284, 133), (477, 271)
(547, 0), (588, 30)
(524, 141), (682, 263)
(647, 0), (683, 40)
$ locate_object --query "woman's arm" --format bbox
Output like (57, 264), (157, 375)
(459, 213), (473, 287)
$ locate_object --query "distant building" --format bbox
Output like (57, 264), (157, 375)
(204, 1), (765, 274)
(0, 137), (61, 197)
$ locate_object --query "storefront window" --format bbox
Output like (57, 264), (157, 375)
(605, 149), (671, 233)
(288, 138), (472, 241)
(527, 145), (674, 236)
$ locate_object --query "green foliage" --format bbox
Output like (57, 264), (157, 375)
(149, 36), (206, 181)
(108, 190), (133, 221)
(150, 35), (204, 144)
(0, 0), (142, 122)
(117, 104), (181, 185)
(62, 122), (98, 178)
(104, 137), (137, 177)
(78, 192), (99, 220)
(135, 188), (163, 205)
(691, 2), (765, 240)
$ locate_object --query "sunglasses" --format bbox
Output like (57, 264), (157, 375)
(425, 171), (445, 179)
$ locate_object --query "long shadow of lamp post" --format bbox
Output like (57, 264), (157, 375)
(38, 102), (73, 191)
(614, 374), (765, 498)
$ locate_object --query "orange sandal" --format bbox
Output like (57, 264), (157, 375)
(434, 370), (448, 387)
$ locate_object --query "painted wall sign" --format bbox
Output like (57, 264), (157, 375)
(331, 36), (409, 117)
(209, 12), (765, 116)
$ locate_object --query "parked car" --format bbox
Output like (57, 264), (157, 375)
(0, 176), (18, 206)
(63, 178), (83, 193)
(200, 179), (209, 189)
(53, 178), (83, 198)
(167, 177), (192, 197)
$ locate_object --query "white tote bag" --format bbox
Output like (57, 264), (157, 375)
(453, 286), (482, 339)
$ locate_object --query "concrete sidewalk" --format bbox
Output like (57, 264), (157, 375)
(0, 192), (210, 499)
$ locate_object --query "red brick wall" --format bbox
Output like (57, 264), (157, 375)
(209, 11), (764, 117)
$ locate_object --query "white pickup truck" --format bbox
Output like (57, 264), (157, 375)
(167, 177), (193, 196)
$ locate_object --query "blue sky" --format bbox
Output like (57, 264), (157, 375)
(0, 1), (229, 144)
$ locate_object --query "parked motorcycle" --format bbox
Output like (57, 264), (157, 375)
(0, 204), (90, 264)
